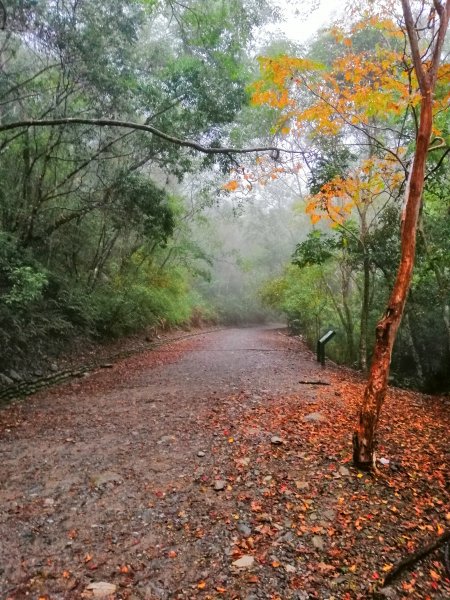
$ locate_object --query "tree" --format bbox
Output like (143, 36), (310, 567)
(353, 0), (450, 468)
(249, 1), (450, 468)
(0, 0), (288, 371)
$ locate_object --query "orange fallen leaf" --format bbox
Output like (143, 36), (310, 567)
(429, 569), (440, 581)
(83, 553), (93, 563)
(62, 570), (70, 579)
(402, 580), (415, 591)
(197, 580), (206, 589)
(168, 550), (177, 558)
(272, 560), (281, 568)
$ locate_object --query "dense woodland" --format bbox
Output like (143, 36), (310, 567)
(0, 0), (449, 394)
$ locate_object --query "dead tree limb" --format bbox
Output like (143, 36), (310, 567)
(383, 529), (450, 585)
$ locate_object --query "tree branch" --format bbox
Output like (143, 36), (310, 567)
(425, 146), (450, 179)
(383, 529), (450, 586)
(401, 0), (429, 91)
(0, 117), (299, 156)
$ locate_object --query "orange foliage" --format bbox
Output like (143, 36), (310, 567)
(305, 157), (404, 226)
(250, 17), (448, 139)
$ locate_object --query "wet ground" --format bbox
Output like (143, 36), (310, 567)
(0, 327), (324, 599)
(1, 326), (449, 600)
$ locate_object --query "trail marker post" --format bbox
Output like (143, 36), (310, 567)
(317, 330), (336, 366)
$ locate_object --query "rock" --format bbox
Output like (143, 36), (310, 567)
(44, 498), (55, 507)
(312, 535), (324, 550)
(232, 555), (254, 568)
(141, 509), (154, 523)
(157, 435), (176, 444)
(0, 373), (14, 385)
(339, 466), (350, 476)
(197, 451), (206, 457)
(50, 363), (58, 372)
(214, 480), (226, 491)
(91, 472), (123, 487)
(295, 480), (310, 491)
(285, 564), (296, 573)
(292, 593), (309, 600)
(256, 513), (272, 523)
(140, 582), (168, 599)
(82, 581), (117, 598)
(237, 522), (252, 538)
(303, 412), (326, 423)
(322, 509), (336, 521)
(271, 436), (284, 445)
(378, 457), (390, 466)
(8, 369), (22, 382)
(100, 363), (114, 369)
(280, 531), (295, 543)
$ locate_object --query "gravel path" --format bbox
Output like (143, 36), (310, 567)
(0, 326), (324, 599)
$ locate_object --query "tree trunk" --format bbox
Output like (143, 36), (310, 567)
(404, 308), (425, 388)
(419, 225), (450, 354)
(341, 265), (356, 363)
(323, 273), (354, 363)
(359, 254), (370, 371)
(353, 95), (433, 468)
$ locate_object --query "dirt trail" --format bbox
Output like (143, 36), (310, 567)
(0, 327), (322, 599)
(1, 327), (449, 600)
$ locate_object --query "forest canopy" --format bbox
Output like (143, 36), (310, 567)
(0, 0), (449, 399)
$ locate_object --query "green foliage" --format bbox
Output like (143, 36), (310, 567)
(307, 139), (356, 195)
(4, 266), (47, 307)
(0, 0), (279, 371)
(292, 231), (335, 268)
(261, 264), (347, 360)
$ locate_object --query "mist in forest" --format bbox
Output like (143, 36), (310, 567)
(189, 178), (310, 324)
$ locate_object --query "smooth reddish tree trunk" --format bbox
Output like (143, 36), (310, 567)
(353, 0), (450, 469)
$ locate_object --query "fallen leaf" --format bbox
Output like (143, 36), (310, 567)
(429, 569), (440, 581)
(271, 560), (281, 568)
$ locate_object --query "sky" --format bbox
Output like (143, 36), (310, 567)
(270, 0), (344, 44)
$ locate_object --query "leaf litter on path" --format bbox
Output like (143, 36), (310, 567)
(0, 327), (449, 599)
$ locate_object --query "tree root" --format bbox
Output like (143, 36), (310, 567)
(383, 529), (450, 585)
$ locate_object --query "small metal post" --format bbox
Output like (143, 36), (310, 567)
(316, 330), (336, 366)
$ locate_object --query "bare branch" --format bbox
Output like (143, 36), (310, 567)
(0, 117), (302, 156)
(401, 0), (429, 90)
